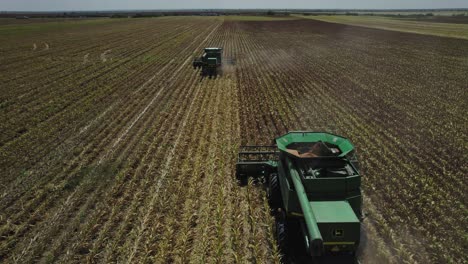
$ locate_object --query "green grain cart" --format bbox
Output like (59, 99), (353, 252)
(193, 47), (222, 77)
(236, 132), (362, 261)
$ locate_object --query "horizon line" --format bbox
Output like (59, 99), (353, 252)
(2, 7), (468, 13)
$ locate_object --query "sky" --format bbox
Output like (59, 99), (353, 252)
(1, 0), (468, 12)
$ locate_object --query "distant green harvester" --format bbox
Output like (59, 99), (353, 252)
(236, 132), (362, 259)
(193, 47), (223, 78)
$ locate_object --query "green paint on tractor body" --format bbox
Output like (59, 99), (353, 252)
(236, 131), (362, 259)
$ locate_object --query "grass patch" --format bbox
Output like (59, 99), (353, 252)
(0, 100), (13, 109)
(63, 162), (118, 191)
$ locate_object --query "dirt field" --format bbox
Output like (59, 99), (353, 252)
(301, 15), (468, 40)
(0, 16), (467, 263)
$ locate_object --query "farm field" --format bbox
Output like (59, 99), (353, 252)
(299, 15), (468, 40)
(0, 16), (467, 263)
(327, 10), (468, 17)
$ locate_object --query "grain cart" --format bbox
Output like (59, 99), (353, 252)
(193, 47), (222, 77)
(236, 132), (362, 260)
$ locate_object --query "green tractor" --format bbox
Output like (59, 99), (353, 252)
(193, 47), (223, 77)
(236, 132), (362, 262)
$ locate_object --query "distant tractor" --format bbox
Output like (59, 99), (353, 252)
(236, 132), (362, 261)
(193, 47), (223, 77)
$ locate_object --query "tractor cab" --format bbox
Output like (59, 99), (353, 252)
(203, 47), (222, 65)
(204, 47), (222, 58)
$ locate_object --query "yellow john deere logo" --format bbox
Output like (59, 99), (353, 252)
(333, 229), (344, 237)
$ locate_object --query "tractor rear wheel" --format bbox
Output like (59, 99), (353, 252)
(268, 173), (281, 210)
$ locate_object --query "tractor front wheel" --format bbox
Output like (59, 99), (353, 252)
(236, 173), (248, 186)
(268, 173), (282, 210)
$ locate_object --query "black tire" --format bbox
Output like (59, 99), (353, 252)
(275, 210), (289, 261)
(277, 220), (287, 251)
(237, 173), (248, 186)
(268, 173), (281, 210)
